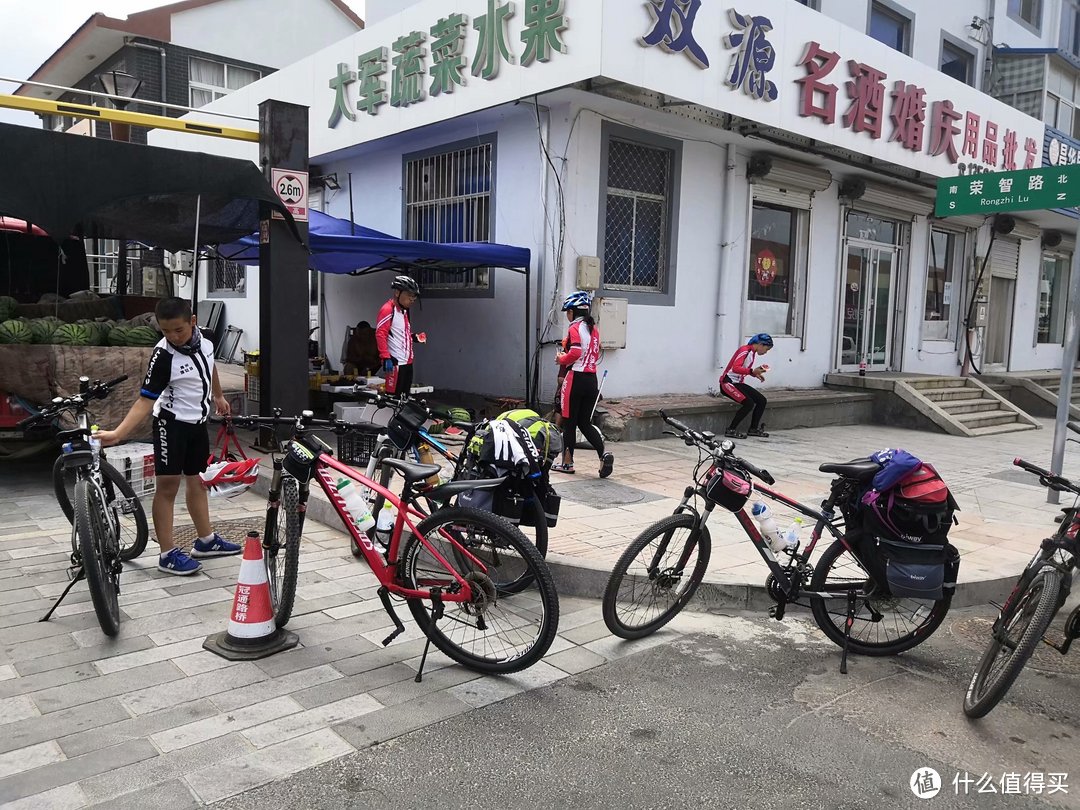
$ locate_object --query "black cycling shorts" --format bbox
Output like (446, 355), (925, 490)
(153, 412), (210, 477)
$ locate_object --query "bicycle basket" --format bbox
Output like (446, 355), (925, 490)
(386, 401), (428, 450)
(704, 467), (751, 512)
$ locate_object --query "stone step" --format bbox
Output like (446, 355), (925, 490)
(922, 389), (985, 403)
(941, 399), (1003, 415)
(953, 410), (1020, 429)
(968, 421), (1039, 437)
(908, 378), (973, 390)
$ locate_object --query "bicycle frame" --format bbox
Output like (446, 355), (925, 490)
(301, 451), (485, 603)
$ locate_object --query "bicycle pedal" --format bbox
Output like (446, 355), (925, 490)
(118, 499), (138, 516)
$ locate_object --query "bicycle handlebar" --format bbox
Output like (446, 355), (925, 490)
(1014, 457), (1080, 494)
(658, 409), (775, 486)
(17, 374), (130, 430)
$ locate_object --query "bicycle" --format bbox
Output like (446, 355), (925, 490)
(228, 410), (560, 679)
(346, 390), (552, 585)
(962, 440), (1080, 718)
(18, 375), (148, 636)
(602, 411), (956, 673)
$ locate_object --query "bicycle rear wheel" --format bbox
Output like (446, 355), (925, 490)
(54, 457), (148, 561)
(602, 514), (711, 640)
(74, 478), (121, 637)
(264, 475), (301, 628)
(809, 539), (951, 655)
(400, 506), (559, 674)
(963, 567), (1061, 718)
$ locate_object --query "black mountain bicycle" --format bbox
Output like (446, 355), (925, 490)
(963, 442), (1080, 718)
(602, 411), (956, 673)
(19, 376), (148, 636)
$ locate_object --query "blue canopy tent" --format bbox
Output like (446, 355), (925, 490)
(217, 210), (535, 404)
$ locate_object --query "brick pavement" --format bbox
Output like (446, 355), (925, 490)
(1, 417), (1078, 806)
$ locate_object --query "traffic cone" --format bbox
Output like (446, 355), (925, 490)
(203, 531), (298, 660)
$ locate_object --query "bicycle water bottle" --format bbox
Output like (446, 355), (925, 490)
(336, 477), (375, 532)
(751, 501), (784, 552)
(782, 518), (804, 552)
(375, 501), (397, 548)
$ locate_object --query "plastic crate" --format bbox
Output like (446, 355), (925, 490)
(337, 423), (382, 467)
(107, 441), (157, 497)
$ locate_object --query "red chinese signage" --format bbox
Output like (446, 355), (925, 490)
(755, 249), (777, 286)
(796, 41), (1038, 175)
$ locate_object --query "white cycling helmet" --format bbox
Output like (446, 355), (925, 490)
(200, 458), (260, 497)
(562, 290), (592, 311)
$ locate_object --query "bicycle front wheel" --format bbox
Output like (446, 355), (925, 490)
(55, 457), (148, 561)
(263, 476), (301, 628)
(809, 539), (951, 655)
(400, 506), (559, 674)
(74, 478), (121, 637)
(963, 567), (1062, 719)
(602, 513), (712, 640)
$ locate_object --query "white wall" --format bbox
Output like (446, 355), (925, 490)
(364, 0), (422, 26)
(170, 0), (361, 68)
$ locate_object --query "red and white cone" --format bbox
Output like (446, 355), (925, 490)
(203, 531), (298, 660)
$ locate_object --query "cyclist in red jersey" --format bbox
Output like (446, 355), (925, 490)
(553, 291), (613, 477)
(375, 275), (426, 395)
(719, 332), (773, 438)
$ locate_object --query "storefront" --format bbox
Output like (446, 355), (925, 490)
(154, 0), (1073, 399)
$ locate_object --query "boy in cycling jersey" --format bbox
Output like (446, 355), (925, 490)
(719, 333), (773, 439)
(95, 298), (241, 575)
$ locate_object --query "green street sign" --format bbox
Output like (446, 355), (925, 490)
(935, 165), (1080, 217)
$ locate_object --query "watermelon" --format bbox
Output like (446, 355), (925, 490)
(107, 326), (131, 346)
(0, 319), (32, 344)
(53, 322), (93, 346)
(0, 296), (17, 321)
(29, 319), (57, 344)
(125, 325), (160, 347)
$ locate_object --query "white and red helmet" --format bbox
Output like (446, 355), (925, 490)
(199, 458), (260, 497)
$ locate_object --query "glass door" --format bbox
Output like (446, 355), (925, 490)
(839, 244), (895, 371)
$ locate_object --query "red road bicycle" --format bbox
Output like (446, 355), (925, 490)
(229, 411), (559, 679)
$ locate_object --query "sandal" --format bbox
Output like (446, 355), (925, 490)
(599, 452), (614, 479)
(746, 427), (770, 438)
(724, 429), (747, 439)
(551, 462), (576, 474)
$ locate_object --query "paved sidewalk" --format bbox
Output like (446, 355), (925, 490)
(544, 417), (1080, 601)
(1, 418), (1077, 807)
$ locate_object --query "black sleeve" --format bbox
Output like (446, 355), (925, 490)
(141, 347), (171, 400)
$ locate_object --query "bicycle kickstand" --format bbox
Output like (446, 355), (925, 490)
(377, 586), (406, 646)
(39, 565), (86, 623)
(414, 590), (445, 684)
(840, 589), (857, 675)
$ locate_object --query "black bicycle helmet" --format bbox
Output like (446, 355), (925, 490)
(391, 275), (420, 295)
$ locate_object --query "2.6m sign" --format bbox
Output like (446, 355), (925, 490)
(935, 164), (1080, 216)
(271, 168), (309, 222)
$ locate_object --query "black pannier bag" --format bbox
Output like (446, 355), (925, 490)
(282, 434), (329, 483)
(386, 400), (429, 450)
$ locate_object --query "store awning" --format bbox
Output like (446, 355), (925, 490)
(218, 210), (531, 274)
(0, 122), (299, 252)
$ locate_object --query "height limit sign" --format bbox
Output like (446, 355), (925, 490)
(936, 164), (1080, 217)
(271, 168), (308, 222)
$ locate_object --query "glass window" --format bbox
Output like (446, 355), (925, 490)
(603, 138), (674, 292)
(869, 2), (910, 54)
(1037, 253), (1070, 344)
(847, 211), (899, 244)
(925, 229), (963, 340)
(794, 0), (819, 8)
(404, 139), (495, 291)
(1007, 0), (1042, 30)
(941, 42), (973, 85)
(1063, 0), (1080, 58)
(188, 57), (261, 108)
(746, 202), (808, 337)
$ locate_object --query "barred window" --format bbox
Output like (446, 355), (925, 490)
(602, 138), (673, 293)
(209, 257), (246, 295)
(404, 138), (494, 292)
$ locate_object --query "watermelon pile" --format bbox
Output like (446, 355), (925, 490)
(0, 296), (17, 321)
(29, 319), (57, 344)
(0, 319), (32, 344)
(126, 325), (159, 346)
(53, 322), (94, 346)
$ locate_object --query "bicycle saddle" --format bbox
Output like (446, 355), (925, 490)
(818, 458), (881, 481)
(378, 457), (441, 483)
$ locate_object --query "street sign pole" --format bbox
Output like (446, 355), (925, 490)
(1048, 216), (1080, 504)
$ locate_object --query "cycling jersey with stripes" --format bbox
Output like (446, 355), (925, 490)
(140, 335), (216, 424)
(559, 319), (600, 373)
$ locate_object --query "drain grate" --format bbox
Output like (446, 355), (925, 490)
(153, 516), (265, 553)
(555, 479), (664, 510)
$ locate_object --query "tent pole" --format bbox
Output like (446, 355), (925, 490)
(191, 193), (202, 317)
(348, 172), (355, 236)
(525, 265), (532, 408)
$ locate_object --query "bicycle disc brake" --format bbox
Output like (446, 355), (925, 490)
(462, 571), (497, 630)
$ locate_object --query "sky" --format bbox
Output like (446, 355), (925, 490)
(0, 0), (365, 127)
